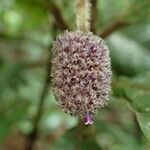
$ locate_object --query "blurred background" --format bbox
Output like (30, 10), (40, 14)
(0, 0), (150, 150)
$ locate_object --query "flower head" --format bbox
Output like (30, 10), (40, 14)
(52, 30), (112, 122)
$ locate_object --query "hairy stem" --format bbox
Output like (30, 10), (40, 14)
(76, 0), (91, 32)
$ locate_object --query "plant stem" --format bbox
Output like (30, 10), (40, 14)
(27, 48), (52, 150)
(76, 0), (91, 32)
(90, 0), (97, 33)
(99, 20), (129, 38)
(45, 0), (69, 31)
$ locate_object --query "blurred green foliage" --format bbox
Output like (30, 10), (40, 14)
(0, 0), (150, 149)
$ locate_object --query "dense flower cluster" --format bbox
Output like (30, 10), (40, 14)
(52, 30), (112, 124)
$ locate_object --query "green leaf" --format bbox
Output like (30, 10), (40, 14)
(113, 72), (150, 112)
(122, 23), (150, 50)
(108, 33), (150, 76)
(51, 126), (101, 150)
(96, 120), (143, 150)
(0, 99), (30, 142)
(113, 72), (150, 142)
(136, 113), (150, 142)
(125, 89), (150, 113)
(0, 117), (11, 142)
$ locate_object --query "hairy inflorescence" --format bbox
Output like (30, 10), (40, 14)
(51, 30), (112, 121)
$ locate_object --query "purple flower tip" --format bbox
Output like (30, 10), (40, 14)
(84, 112), (93, 125)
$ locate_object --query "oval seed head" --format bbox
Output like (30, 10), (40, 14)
(51, 30), (112, 123)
